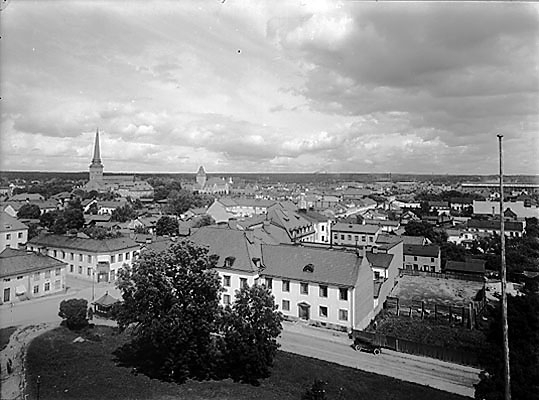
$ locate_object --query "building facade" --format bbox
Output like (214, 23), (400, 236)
(1, 212), (28, 252)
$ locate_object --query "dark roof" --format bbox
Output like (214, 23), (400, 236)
(261, 244), (361, 287)
(0, 248), (66, 278)
(332, 222), (380, 234)
(403, 244), (440, 257)
(445, 260), (486, 274)
(299, 210), (329, 223)
(366, 252), (394, 269)
(28, 234), (139, 253)
(93, 292), (120, 306)
(467, 219), (523, 231)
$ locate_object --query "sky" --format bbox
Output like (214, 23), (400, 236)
(1, 0), (538, 175)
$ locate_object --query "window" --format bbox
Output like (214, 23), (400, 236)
(17, 276), (23, 280)
(223, 275), (231, 287)
(18, 232), (23, 239)
(79, 254), (83, 262)
(54, 280), (61, 289)
(413, 264), (418, 270)
(70, 265), (74, 273)
(431, 258), (435, 262)
(282, 300), (290, 311)
(414, 256), (418, 261)
(6, 233), (11, 240)
(240, 278), (248, 288)
(321, 225), (325, 231)
(119, 254), (123, 262)
(319, 306), (328, 318)
(321, 236), (325, 242)
(374, 271), (380, 279)
(430, 266), (435, 272)
(45, 270), (51, 279)
(300, 282), (309, 295)
(125, 252), (130, 260)
(111, 255), (116, 263)
(44, 282), (50, 291)
(319, 285), (328, 298)
(282, 280), (290, 292)
(333, 233), (338, 239)
(62, 251), (66, 259)
(223, 294), (231, 305)
(339, 309), (348, 321)
(3, 288), (10, 302)
(53, 250), (57, 257)
(362, 235), (366, 242)
(88, 255), (92, 263)
(70, 253), (74, 260)
(34, 272), (40, 280)
(87, 268), (92, 276)
(354, 235), (359, 242)
(339, 288), (348, 301)
(265, 278), (272, 290)
(369, 237), (373, 243)
(33, 285), (39, 294)
(347, 234), (352, 240)
(340, 234), (344, 240)
(78, 266), (82, 274)
(3, 278), (10, 282)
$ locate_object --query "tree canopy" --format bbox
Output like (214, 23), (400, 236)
(155, 216), (179, 236)
(17, 203), (41, 219)
(111, 204), (136, 222)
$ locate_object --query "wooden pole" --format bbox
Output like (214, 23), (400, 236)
(498, 134), (511, 400)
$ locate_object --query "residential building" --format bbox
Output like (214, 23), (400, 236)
(27, 234), (139, 282)
(331, 223), (381, 247)
(445, 259), (486, 277)
(206, 197), (275, 223)
(1, 212), (28, 251)
(467, 219), (524, 238)
(1, 247), (67, 304)
(473, 200), (539, 219)
(403, 244), (441, 272)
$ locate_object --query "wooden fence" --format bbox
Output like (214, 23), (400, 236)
(400, 269), (485, 282)
(384, 294), (487, 329)
(352, 330), (479, 366)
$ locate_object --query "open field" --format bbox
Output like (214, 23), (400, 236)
(25, 325), (467, 400)
(392, 275), (483, 306)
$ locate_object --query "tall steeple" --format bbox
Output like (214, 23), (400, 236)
(91, 128), (102, 165)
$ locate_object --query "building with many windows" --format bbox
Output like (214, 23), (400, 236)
(27, 234), (140, 283)
(1, 212), (28, 252)
(331, 223), (381, 247)
(403, 244), (441, 272)
(1, 247), (67, 304)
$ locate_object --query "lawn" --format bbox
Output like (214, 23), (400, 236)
(392, 275), (483, 306)
(0, 326), (18, 351)
(25, 325), (468, 400)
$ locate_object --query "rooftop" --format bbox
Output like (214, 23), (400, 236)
(0, 247), (66, 278)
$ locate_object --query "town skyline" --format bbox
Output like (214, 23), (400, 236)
(1, 1), (538, 175)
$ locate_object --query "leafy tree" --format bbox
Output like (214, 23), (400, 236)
(221, 284), (283, 385)
(64, 206), (84, 231)
(155, 216), (179, 236)
(475, 292), (539, 400)
(82, 226), (121, 240)
(27, 222), (40, 239)
(192, 215), (215, 228)
(111, 204), (136, 222)
(114, 241), (222, 383)
(17, 203), (41, 219)
(51, 214), (67, 234)
(404, 221), (447, 245)
(39, 211), (57, 229)
(167, 189), (195, 216)
(86, 202), (99, 215)
(302, 379), (328, 400)
(59, 298), (89, 330)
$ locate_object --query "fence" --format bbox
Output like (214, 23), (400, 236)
(400, 269), (485, 282)
(351, 330), (479, 366)
(384, 294), (487, 329)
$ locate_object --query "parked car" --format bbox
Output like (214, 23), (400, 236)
(349, 330), (382, 355)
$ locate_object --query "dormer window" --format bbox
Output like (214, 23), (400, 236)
(224, 256), (236, 267)
(303, 263), (314, 273)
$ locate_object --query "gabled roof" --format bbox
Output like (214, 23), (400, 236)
(93, 291), (120, 306)
(28, 234), (139, 253)
(403, 244), (440, 257)
(10, 193), (45, 201)
(1, 211), (29, 232)
(467, 219), (523, 231)
(0, 248), (66, 278)
(261, 244), (362, 287)
(190, 226), (260, 273)
(366, 252), (394, 269)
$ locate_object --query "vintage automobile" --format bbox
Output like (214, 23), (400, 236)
(349, 331), (382, 355)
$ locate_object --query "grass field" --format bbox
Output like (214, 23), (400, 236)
(0, 326), (18, 351)
(25, 325), (467, 400)
(392, 275), (483, 306)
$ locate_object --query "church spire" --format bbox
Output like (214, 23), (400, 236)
(91, 128), (102, 165)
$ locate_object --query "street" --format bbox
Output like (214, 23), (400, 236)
(1, 280), (480, 399)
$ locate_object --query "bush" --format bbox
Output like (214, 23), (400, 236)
(59, 299), (89, 330)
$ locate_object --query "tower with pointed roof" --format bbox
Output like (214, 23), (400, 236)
(89, 129), (104, 184)
(196, 165), (207, 188)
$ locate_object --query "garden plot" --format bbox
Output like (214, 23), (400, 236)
(392, 274), (483, 307)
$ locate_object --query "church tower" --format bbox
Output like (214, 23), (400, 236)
(89, 129), (104, 183)
(196, 165), (207, 188)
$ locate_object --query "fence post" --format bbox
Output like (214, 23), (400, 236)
(461, 307), (465, 327)
(449, 305), (452, 323)
(409, 306), (412, 318)
(421, 301), (425, 320)
(396, 297), (400, 316)
(434, 304), (437, 321)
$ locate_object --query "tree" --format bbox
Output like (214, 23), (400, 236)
(404, 221), (447, 245)
(59, 298), (89, 330)
(220, 284), (283, 385)
(17, 203), (41, 219)
(167, 189), (195, 216)
(155, 216), (179, 236)
(51, 214), (67, 234)
(111, 204), (136, 222)
(114, 241), (222, 383)
(302, 379), (328, 400)
(475, 292), (539, 400)
(192, 215), (215, 228)
(39, 211), (57, 229)
(64, 207), (84, 231)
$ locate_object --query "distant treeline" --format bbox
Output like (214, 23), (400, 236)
(1, 170), (537, 185)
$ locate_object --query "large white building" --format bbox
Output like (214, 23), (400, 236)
(1, 212), (28, 252)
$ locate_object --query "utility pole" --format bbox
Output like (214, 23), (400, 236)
(497, 134), (511, 400)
